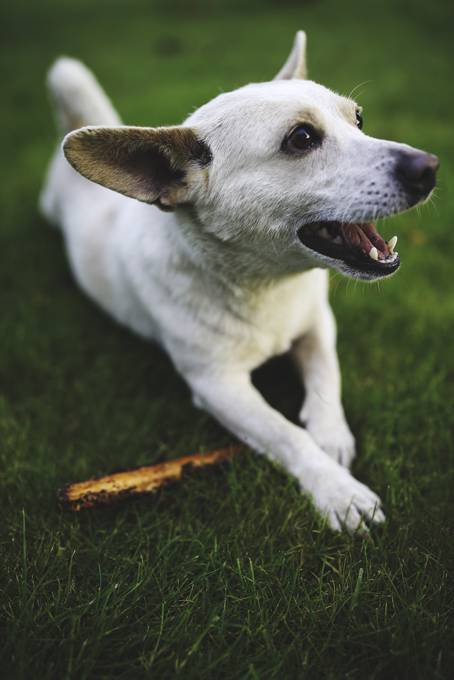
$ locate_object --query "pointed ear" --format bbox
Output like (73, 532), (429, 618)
(63, 125), (212, 209)
(274, 30), (307, 80)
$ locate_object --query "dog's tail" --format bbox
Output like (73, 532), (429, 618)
(40, 57), (121, 223)
(46, 57), (121, 134)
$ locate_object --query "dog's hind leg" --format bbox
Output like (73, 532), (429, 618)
(39, 57), (121, 223)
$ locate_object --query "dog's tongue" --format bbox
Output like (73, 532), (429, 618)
(340, 222), (389, 258)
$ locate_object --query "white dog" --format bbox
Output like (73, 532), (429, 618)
(40, 31), (438, 531)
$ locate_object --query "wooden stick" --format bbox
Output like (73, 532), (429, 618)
(57, 445), (243, 511)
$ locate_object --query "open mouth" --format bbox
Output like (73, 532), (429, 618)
(298, 221), (400, 277)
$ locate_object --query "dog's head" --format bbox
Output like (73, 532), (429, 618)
(64, 31), (438, 281)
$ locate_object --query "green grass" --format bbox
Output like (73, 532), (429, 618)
(1, 0), (454, 677)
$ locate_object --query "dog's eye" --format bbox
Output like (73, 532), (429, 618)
(284, 124), (321, 154)
(355, 110), (363, 130)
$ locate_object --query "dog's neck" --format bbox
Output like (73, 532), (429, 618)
(164, 206), (316, 296)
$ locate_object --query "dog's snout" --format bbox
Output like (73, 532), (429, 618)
(395, 151), (439, 197)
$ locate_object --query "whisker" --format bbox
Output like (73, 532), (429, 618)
(346, 80), (372, 101)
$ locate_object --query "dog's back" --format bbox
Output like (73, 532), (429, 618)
(40, 58), (159, 333)
(40, 58), (121, 223)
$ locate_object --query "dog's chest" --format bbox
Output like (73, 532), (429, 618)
(236, 268), (328, 362)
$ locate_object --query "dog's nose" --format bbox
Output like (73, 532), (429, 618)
(395, 151), (439, 196)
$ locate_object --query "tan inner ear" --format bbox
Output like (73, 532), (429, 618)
(63, 125), (211, 205)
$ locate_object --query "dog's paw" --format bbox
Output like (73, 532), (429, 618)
(304, 463), (384, 533)
(302, 414), (356, 468)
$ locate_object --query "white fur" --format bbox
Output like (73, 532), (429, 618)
(40, 37), (433, 532)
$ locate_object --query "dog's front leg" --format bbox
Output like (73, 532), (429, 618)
(186, 368), (383, 531)
(292, 303), (356, 467)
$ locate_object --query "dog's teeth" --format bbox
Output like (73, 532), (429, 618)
(369, 246), (379, 261)
(333, 235), (343, 245)
(386, 251), (398, 262)
(388, 235), (398, 253)
(320, 227), (330, 239)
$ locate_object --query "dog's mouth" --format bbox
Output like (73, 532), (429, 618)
(297, 221), (400, 277)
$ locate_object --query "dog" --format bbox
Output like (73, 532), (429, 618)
(40, 31), (438, 531)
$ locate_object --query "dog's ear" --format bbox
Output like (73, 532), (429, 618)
(274, 30), (307, 80)
(63, 125), (212, 209)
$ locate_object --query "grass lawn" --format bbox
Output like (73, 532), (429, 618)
(1, 0), (453, 677)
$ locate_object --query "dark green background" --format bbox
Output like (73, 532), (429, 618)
(0, 0), (453, 678)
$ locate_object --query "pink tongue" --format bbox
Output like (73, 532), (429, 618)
(340, 223), (389, 258)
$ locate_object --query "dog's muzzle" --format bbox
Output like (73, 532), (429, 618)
(298, 152), (439, 279)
